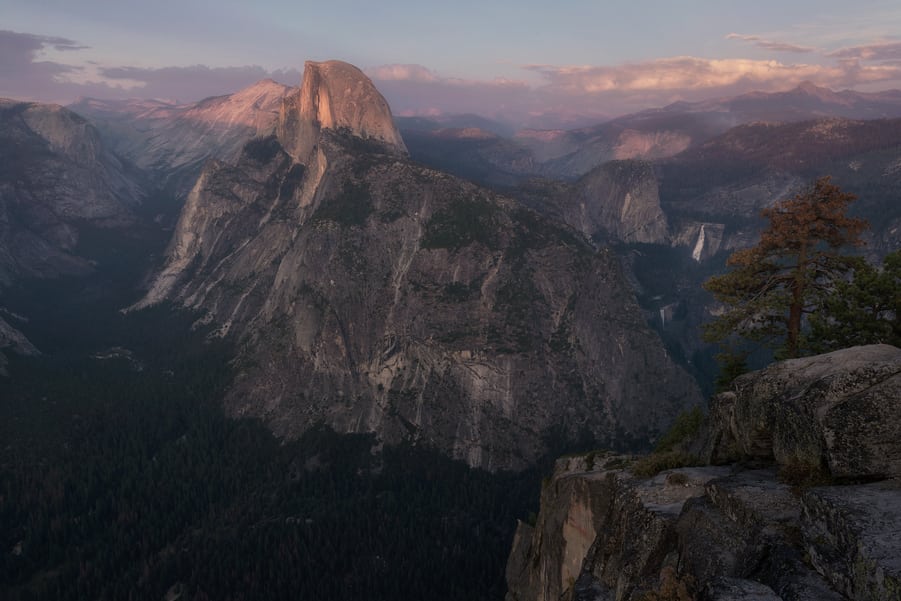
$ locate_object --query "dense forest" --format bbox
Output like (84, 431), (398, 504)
(0, 220), (540, 600)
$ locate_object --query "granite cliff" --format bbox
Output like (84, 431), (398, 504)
(278, 60), (406, 162)
(133, 60), (702, 470)
(506, 345), (901, 600)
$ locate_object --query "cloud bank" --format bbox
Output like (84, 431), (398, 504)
(0, 30), (300, 104)
(4, 28), (901, 127)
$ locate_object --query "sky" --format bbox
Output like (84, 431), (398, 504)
(3, 0), (901, 127)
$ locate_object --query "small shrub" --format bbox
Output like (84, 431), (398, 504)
(655, 406), (704, 453)
(778, 458), (833, 490)
(420, 197), (500, 250)
(441, 281), (472, 303)
(665, 472), (689, 486)
(312, 181), (373, 226)
(632, 451), (701, 478)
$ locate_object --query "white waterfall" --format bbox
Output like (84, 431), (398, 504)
(691, 224), (706, 262)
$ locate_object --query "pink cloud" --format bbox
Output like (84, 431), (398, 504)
(827, 41), (901, 61)
(365, 64), (437, 82)
(367, 63), (537, 122)
(524, 56), (901, 95)
(0, 30), (302, 105)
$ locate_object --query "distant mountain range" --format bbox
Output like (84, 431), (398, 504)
(0, 99), (142, 285)
(69, 79), (289, 195)
(399, 81), (901, 182)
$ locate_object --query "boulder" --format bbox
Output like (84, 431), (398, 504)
(706, 345), (901, 479)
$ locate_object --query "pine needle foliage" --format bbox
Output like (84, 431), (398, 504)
(703, 176), (867, 360)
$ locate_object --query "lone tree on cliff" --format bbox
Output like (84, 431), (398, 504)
(703, 176), (868, 361)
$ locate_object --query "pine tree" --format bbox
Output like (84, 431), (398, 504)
(703, 176), (868, 360)
(809, 249), (901, 350)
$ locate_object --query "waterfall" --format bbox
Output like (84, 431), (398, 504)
(691, 224), (706, 262)
(659, 307), (666, 328)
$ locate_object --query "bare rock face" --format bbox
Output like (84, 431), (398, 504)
(571, 160), (669, 244)
(278, 60), (407, 163)
(506, 459), (847, 601)
(706, 344), (901, 480)
(507, 460), (851, 601)
(802, 480), (901, 601)
(135, 61), (701, 470)
(508, 347), (901, 600)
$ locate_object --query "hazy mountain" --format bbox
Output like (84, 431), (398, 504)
(396, 114), (516, 137)
(0, 98), (147, 368)
(440, 82), (901, 182)
(0, 99), (143, 286)
(674, 80), (901, 122)
(660, 117), (901, 254)
(69, 79), (291, 195)
(508, 115), (901, 394)
(400, 126), (536, 187)
(132, 60), (701, 469)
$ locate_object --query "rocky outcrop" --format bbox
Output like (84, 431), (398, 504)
(506, 458), (852, 601)
(507, 346), (901, 600)
(278, 60), (406, 163)
(0, 99), (142, 285)
(133, 61), (701, 470)
(705, 345), (901, 480)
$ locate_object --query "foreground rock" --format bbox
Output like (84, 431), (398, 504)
(507, 346), (901, 600)
(803, 481), (901, 601)
(705, 344), (901, 480)
(507, 457), (901, 601)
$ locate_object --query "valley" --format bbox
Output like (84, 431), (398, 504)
(1, 52), (899, 600)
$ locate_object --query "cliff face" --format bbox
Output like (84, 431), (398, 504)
(277, 60), (407, 163)
(507, 345), (901, 600)
(134, 61), (702, 470)
(570, 160), (669, 245)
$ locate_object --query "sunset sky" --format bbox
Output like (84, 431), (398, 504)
(3, 0), (901, 125)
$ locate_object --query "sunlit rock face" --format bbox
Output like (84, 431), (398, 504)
(70, 79), (291, 196)
(278, 60), (407, 163)
(134, 61), (701, 471)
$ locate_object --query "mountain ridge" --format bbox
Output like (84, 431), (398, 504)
(132, 60), (702, 469)
(69, 79), (291, 195)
